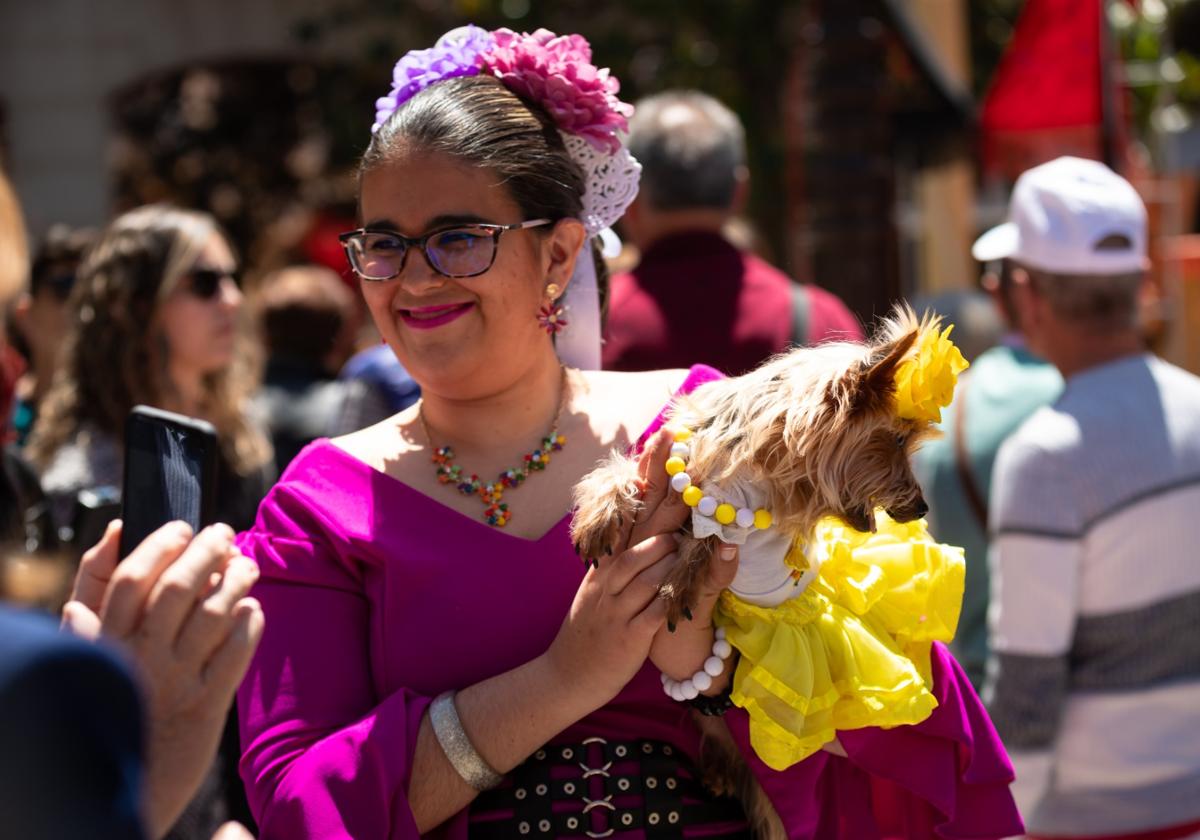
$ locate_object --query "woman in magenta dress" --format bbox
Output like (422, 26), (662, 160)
(236, 26), (1022, 839)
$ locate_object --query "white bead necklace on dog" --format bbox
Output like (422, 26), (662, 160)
(668, 427), (820, 611)
(661, 626), (734, 701)
(665, 429), (774, 530)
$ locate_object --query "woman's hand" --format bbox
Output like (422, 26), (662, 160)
(62, 520), (263, 840)
(625, 429), (740, 693)
(648, 541), (738, 693)
(544, 428), (694, 709)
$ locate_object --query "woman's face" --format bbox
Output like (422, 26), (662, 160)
(357, 147), (583, 397)
(157, 232), (242, 377)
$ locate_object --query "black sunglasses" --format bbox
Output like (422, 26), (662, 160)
(185, 268), (241, 300)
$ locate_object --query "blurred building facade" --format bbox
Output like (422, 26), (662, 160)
(0, 0), (343, 234)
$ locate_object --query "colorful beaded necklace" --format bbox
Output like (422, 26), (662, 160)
(419, 368), (568, 528)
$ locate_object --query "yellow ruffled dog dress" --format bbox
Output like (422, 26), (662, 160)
(713, 507), (964, 771)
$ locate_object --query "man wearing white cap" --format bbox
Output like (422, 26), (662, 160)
(980, 156), (1200, 838)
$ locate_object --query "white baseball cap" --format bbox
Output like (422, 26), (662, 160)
(972, 156), (1148, 275)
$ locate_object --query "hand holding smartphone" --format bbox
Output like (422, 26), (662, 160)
(118, 406), (219, 559)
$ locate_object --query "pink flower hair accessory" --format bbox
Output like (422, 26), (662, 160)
(483, 28), (633, 154)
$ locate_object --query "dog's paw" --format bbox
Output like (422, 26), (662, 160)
(570, 451), (641, 565)
(658, 536), (718, 631)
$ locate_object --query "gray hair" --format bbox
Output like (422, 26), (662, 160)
(627, 90), (746, 211)
(1024, 266), (1144, 331)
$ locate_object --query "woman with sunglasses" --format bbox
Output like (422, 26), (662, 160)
(236, 27), (1020, 840)
(28, 204), (273, 540)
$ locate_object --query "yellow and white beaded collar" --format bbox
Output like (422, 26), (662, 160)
(665, 428), (774, 532)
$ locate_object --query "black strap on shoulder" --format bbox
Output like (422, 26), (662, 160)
(790, 283), (811, 347)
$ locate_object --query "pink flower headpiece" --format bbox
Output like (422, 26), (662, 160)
(372, 25), (633, 154)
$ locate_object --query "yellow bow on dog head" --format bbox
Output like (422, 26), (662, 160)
(892, 323), (969, 423)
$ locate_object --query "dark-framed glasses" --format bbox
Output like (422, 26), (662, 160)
(339, 219), (552, 281)
(185, 268), (241, 300)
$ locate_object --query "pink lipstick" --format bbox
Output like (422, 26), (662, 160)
(398, 302), (475, 330)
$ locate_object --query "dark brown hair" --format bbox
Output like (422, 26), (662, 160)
(362, 74), (608, 311)
(256, 265), (356, 368)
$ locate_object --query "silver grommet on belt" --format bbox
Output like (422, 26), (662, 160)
(515, 788), (527, 800)
(646, 777), (658, 789)
(535, 783), (548, 796)
(519, 821), (531, 834)
(539, 819), (551, 832)
(648, 813), (661, 825)
(564, 782), (576, 795)
(668, 811), (680, 824)
(666, 778), (677, 790)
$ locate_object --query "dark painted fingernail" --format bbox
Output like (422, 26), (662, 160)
(667, 621), (676, 633)
(682, 606), (693, 621)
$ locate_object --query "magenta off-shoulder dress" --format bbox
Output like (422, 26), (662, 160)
(236, 365), (1022, 839)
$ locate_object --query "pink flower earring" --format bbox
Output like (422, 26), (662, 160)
(538, 283), (568, 335)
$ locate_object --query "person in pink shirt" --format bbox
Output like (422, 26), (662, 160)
(236, 26), (1021, 839)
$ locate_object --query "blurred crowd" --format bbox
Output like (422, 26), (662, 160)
(1, 83), (1199, 840)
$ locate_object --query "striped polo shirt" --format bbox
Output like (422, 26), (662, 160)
(985, 353), (1200, 836)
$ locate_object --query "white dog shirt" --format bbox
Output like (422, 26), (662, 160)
(690, 478), (820, 607)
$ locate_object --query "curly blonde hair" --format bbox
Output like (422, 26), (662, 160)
(28, 205), (270, 474)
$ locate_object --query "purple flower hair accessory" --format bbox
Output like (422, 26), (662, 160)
(372, 25), (495, 133)
(482, 28), (633, 154)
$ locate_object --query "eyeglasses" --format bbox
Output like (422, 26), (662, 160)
(185, 268), (241, 300)
(339, 219), (552, 281)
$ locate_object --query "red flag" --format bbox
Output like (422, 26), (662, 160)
(981, 0), (1120, 177)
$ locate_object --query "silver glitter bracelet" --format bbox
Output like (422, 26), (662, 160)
(429, 691), (503, 791)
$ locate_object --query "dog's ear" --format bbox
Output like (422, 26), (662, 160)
(843, 328), (918, 414)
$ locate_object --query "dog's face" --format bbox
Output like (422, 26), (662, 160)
(781, 323), (934, 533)
(678, 306), (954, 537)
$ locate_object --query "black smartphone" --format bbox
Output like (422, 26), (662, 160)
(118, 406), (219, 559)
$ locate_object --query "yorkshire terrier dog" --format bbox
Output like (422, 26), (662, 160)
(570, 306), (966, 838)
(572, 305), (946, 626)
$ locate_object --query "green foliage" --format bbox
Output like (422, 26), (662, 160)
(1110, 0), (1200, 145)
